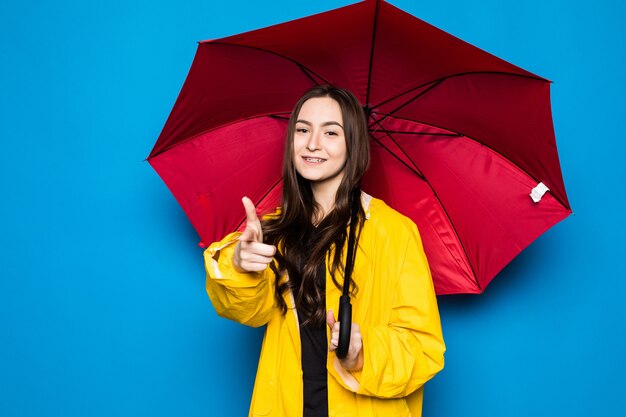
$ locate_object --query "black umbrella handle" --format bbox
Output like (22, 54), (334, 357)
(336, 188), (360, 360)
(336, 295), (352, 360)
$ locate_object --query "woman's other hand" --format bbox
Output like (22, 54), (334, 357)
(233, 197), (276, 272)
(327, 310), (364, 371)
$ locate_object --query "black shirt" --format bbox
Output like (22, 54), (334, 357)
(289, 227), (329, 417)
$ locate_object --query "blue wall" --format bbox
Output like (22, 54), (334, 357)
(1, 1), (624, 416)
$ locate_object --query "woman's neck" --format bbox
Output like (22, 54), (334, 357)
(310, 182), (338, 224)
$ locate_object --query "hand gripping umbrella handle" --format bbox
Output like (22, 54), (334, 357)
(336, 295), (352, 360)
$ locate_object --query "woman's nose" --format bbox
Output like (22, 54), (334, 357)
(306, 131), (321, 151)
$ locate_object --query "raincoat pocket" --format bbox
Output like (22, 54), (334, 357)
(251, 378), (276, 416)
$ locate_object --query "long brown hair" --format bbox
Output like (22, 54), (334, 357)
(262, 85), (370, 326)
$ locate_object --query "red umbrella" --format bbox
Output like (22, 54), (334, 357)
(148, 0), (571, 295)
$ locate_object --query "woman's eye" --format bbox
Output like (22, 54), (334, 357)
(326, 131), (337, 136)
(296, 128), (308, 133)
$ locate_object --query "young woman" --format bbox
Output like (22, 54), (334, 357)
(204, 86), (444, 417)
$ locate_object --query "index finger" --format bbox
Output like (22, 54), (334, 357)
(242, 197), (259, 224)
(326, 310), (336, 329)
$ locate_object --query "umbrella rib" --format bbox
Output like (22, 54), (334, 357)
(368, 80), (444, 130)
(297, 63), (323, 86)
(234, 177), (284, 232)
(365, 0), (381, 108)
(371, 111), (571, 210)
(368, 132), (425, 180)
(369, 112), (481, 290)
(269, 114), (290, 121)
(369, 113), (425, 180)
(371, 129), (459, 137)
(205, 41), (333, 87)
(371, 70), (547, 113)
(370, 112), (459, 136)
(148, 112), (291, 159)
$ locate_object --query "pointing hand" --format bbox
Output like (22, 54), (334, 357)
(233, 197), (276, 272)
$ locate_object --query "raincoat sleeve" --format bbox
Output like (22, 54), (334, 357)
(204, 232), (276, 328)
(329, 220), (445, 399)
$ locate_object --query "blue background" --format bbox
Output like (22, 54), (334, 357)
(1, 0), (624, 416)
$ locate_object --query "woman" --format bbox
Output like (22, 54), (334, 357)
(205, 86), (445, 417)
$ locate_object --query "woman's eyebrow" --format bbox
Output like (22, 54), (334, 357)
(322, 121), (344, 129)
(296, 120), (344, 129)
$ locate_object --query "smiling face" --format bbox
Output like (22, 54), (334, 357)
(292, 96), (348, 194)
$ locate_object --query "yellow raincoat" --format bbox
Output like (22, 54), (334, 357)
(205, 194), (445, 417)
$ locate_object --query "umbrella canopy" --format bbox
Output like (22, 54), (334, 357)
(148, 0), (571, 295)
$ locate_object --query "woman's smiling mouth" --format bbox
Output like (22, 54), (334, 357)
(303, 156), (327, 163)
